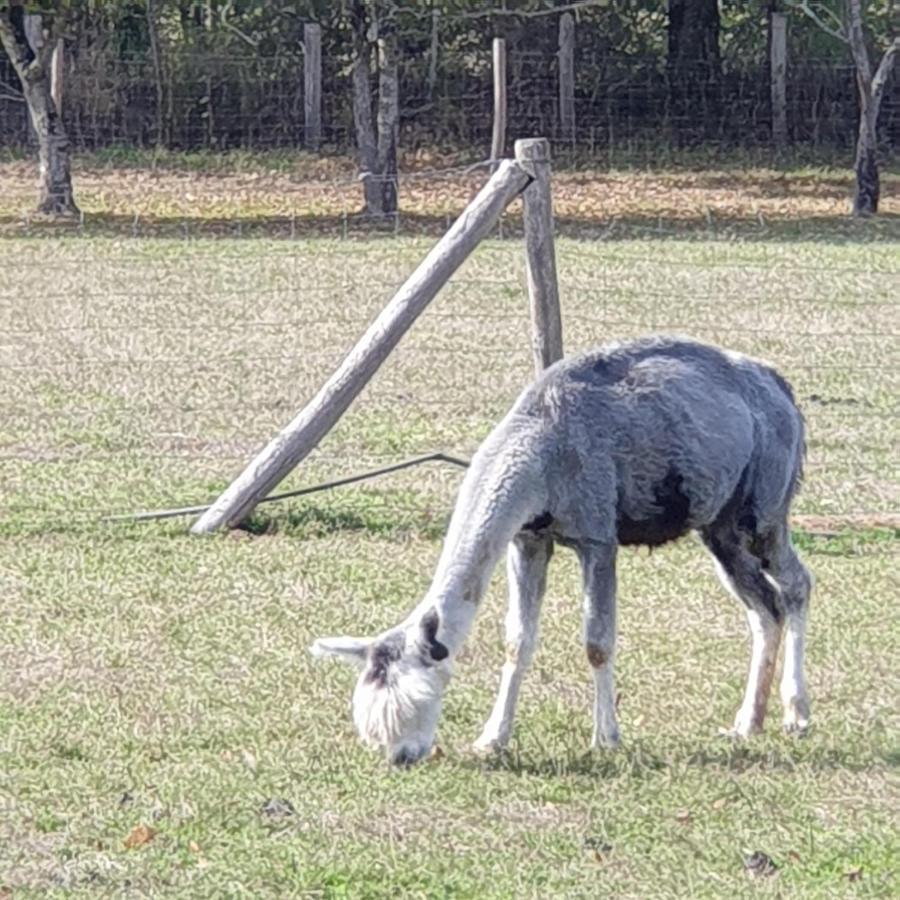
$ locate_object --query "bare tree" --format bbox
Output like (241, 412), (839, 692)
(350, 0), (398, 217)
(0, 1), (78, 217)
(790, 0), (898, 216)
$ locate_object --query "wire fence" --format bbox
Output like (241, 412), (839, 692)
(1, 43), (895, 159)
(0, 163), (897, 535)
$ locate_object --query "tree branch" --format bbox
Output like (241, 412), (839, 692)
(452, 0), (602, 20)
(0, 84), (24, 102)
(871, 36), (899, 114)
(846, 0), (873, 87)
(786, 0), (848, 43)
(0, 9), (42, 82)
(219, 0), (259, 48)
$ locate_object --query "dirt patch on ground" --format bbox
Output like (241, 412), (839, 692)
(793, 514), (899, 533)
(2, 154), (898, 238)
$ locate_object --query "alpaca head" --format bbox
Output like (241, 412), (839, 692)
(311, 609), (452, 765)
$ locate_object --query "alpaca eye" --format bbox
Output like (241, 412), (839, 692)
(421, 609), (449, 661)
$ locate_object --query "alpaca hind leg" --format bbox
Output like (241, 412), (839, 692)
(704, 528), (783, 737)
(578, 542), (619, 748)
(765, 529), (813, 733)
(474, 533), (552, 751)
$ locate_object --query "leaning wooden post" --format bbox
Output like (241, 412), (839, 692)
(558, 13), (575, 147)
(516, 138), (563, 374)
(303, 23), (322, 151)
(490, 38), (507, 170)
(191, 160), (531, 534)
(770, 12), (787, 153)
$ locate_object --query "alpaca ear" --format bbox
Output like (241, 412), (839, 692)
(310, 636), (372, 666)
(420, 609), (449, 662)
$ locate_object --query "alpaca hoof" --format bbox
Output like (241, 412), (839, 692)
(591, 730), (621, 750)
(783, 720), (809, 737)
(472, 733), (506, 755)
(783, 710), (810, 736)
(782, 698), (810, 736)
(726, 714), (763, 739)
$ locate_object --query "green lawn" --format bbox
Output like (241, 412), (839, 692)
(1, 213), (897, 896)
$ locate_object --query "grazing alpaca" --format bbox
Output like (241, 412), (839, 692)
(312, 336), (812, 765)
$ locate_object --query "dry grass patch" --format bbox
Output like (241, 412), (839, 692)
(1, 151), (898, 238)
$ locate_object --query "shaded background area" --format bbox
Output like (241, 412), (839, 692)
(0, 1), (896, 160)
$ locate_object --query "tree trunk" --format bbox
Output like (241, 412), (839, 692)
(349, 0), (397, 217)
(666, 0), (721, 143)
(845, 0), (898, 217)
(374, 27), (398, 216)
(0, 8), (79, 217)
(146, 0), (166, 148)
(853, 107), (879, 216)
(350, 0), (376, 212)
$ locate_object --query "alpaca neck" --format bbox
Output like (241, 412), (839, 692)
(413, 436), (546, 654)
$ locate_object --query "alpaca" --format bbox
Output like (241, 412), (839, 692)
(312, 335), (812, 765)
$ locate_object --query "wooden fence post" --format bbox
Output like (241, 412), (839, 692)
(558, 13), (575, 146)
(515, 138), (563, 374)
(304, 23), (322, 151)
(191, 159), (531, 534)
(491, 38), (507, 170)
(770, 12), (787, 152)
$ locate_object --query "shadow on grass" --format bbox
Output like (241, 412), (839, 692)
(472, 735), (892, 779)
(239, 501), (448, 541)
(1, 209), (898, 245)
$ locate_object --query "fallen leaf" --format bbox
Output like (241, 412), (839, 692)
(260, 797), (294, 819)
(845, 867), (863, 882)
(743, 851), (778, 878)
(584, 837), (613, 855)
(188, 840), (201, 854)
(674, 809), (692, 825)
(428, 745), (445, 762)
(124, 823), (156, 849)
(241, 750), (257, 772)
(712, 796), (729, 811)
(788, 850), (801, 863)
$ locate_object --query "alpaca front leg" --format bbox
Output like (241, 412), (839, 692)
(474, 533), (552, 752)
(579, 542), (620, 748)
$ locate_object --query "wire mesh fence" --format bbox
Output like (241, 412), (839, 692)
(1, 164), (897, 535)
(2, 41), (895, 158)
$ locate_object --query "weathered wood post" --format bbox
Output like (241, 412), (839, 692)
(304, 23), (322, 151)
(191, 160), (531, 534)
(770, 12), (787, 153)
(491, 38), (507, 170)
(558, 13), (575, 147)
(515, 138), (563, 374)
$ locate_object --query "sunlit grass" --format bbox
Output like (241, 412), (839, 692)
(0, 171), (897, 896)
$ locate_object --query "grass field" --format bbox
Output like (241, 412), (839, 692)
(0, 154), (898, 897)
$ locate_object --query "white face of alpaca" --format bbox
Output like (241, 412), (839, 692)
(311, 611), (451, 765)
